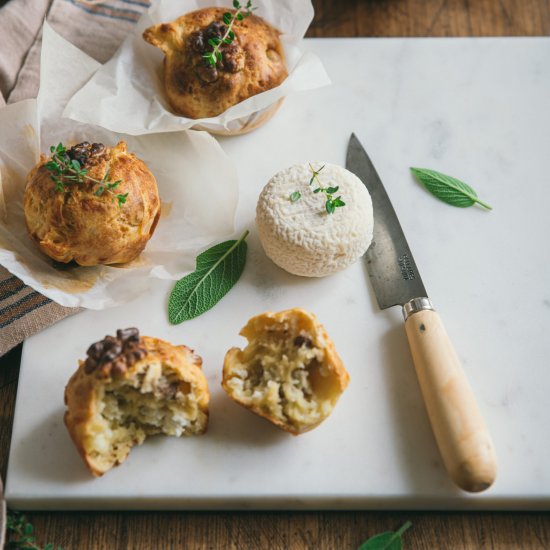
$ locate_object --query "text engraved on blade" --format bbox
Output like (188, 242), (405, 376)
(398, 254), (416, 280)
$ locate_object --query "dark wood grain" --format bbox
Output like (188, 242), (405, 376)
(307, 0), (550, 37)
(2, 0), (550, 548)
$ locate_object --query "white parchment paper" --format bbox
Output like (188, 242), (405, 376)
(63, 0), (330, 135)
(0, 23), (238, 309)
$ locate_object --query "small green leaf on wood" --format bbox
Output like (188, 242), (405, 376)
(410, 167), (492, 210)
(7, 509), (65, 550)
(168, 230), (249, 324)
(358, 521), (412, 550)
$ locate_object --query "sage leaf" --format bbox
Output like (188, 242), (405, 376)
(410, 167), (492, 210)
(358, 521), (412, 550)
(168, 230), (249, 324)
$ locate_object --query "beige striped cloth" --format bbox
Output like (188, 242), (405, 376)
(0, 0), (150, 356)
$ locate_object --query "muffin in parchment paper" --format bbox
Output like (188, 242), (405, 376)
(24, 141), (160, 266)
(143, 7), (287, 133)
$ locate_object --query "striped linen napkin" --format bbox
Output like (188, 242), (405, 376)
(0, 0), (150, 356)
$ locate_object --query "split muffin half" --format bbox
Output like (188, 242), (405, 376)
(222, 308), (349, 434)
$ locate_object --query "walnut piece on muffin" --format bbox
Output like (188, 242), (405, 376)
(24, 141), (160, 266)
(222, 308), (350, 435)
(143, 7), (287, 121)
(64, 328), (210, 476)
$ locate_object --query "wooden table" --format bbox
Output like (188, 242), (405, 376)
(1, 0), (550, 547)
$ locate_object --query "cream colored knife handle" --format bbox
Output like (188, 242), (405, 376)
(403, 304), (497, 492)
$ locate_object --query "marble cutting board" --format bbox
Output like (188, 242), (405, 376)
(6, 38), (550, 510)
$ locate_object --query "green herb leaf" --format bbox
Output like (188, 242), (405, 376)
(326, 186), (339, 194)
(326, 200), (335, 214)
(410, 167), (492, 210)
(290, 191), (301, 202)
(7, 509), (65, 550)
(233, 0), (240, 7)
(223, 12), (232, 24)
(45, 142), (128, 205)
(358, 521), (412, 550)
(168, 230), (249, 324)
(117, 193), (129, 207)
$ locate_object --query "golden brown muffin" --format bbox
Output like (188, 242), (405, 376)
(222, 308), (350, 435)
(143, 7), (288, 123)
(24, 141), (160, 266)
(64, 328), (210, 476)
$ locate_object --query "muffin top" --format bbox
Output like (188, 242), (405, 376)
(143, 7), (288, 118)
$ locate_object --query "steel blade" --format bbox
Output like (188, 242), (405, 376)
(346, 133), (428, 309)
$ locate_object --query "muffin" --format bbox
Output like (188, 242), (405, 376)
(222, 308), (349, 434)
(64, 328), (209, 476)
(143, 7), (287, 132)
(256, 162), (374, 277)
(24, 141), (160, 266)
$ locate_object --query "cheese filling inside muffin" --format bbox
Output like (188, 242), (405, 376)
(226, 332), (338, 430)
(223, 309), (349, 434)
(89, 361), (207, 469)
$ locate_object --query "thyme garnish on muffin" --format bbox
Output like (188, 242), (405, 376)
(45, 142), (129, 207)
(202, 0), (255, 67)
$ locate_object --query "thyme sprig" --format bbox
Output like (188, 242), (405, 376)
(203, 0), (255, 66)
(289, 164), (346, 214)
(7, 509), (64, 550)
(45, 143), (128, 208)
(308, 164), (346, 214)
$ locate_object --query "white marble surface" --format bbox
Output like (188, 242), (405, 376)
(6, 38), (550, 510)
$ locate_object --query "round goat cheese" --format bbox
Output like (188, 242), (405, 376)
(256, 163), (374, 277)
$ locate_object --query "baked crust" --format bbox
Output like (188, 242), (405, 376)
(143, 7), (287, 120)
(222, 308), (350, 435)
(64, 335), (210, 476)
(23, 141), (160, 266)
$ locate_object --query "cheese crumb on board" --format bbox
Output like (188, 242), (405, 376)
(256, 163), (374, 277)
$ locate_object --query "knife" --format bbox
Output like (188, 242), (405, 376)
(347, 133), (497, 493)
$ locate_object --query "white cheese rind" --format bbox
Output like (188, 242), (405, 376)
(256, 163), (374, 277)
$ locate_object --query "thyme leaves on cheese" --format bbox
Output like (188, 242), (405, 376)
(45, 142), (128, 207)
(202, 0), (255, 67)
(289, 164), (346, 214)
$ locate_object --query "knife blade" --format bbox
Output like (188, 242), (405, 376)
(347, 133), (497, 493)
